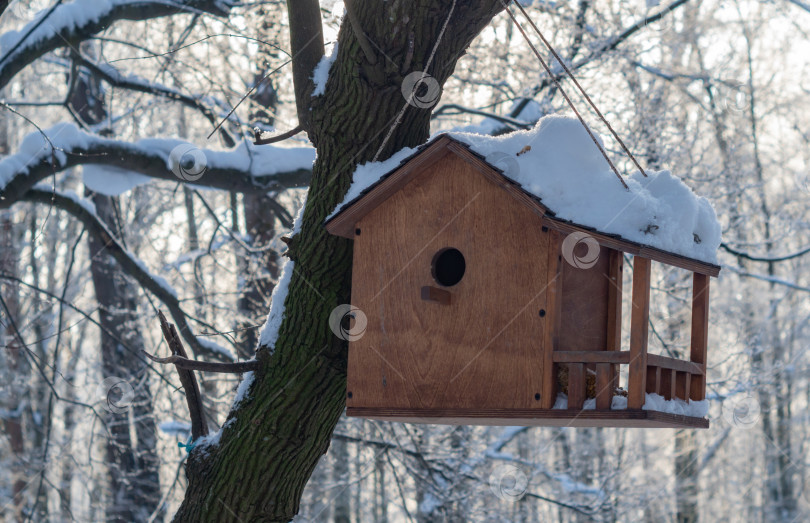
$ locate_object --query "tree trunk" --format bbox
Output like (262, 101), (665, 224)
(87, 193), (162, 521)
(173, 1), (504, 520)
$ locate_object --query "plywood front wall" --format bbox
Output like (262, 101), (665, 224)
(558, 247), (612, 351)
(347, 153), (551, 411)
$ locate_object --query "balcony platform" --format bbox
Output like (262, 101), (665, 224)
(347, 407), (709, 429)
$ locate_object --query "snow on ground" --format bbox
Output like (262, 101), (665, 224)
(552, 392), (710, 418)
(329, 115), (721, 264)
(311, 43), (338, 96)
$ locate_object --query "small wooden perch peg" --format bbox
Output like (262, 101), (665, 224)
(421, 286), (452, 305)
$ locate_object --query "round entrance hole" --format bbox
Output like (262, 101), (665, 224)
(431, 248), (466, 287)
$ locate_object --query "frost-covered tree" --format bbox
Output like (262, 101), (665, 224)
(2, 0), (810, 521)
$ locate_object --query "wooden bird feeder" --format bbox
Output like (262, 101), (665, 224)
(326, 136), (720, 429)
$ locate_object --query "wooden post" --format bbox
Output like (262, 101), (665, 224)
(603, 249), (623, 406)
(689, 273), (710, 401)
(595, 363), (613, 410)
(568, 363), (585, 410)
(628, 257), (651, 409)
(646, 366), (661, 396)
(676, 372), (690, 401)
(541, 230), (562, 409)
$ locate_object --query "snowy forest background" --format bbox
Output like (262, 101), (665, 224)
(1, 0), (809, 521)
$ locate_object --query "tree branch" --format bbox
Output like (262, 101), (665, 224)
(158, 311), (208, 440)
(0, 123), (313, 209)
(285, 0), (324, 130)
(432, 103), (534, 129)
(143, 349), (259, 373)
(21, 187), (236, 363)
(253, 124), (304, 145)
(0, 0), (238, 90)
(344, 0), (378, 65)
(720, 242), (810, 263)
(73, 55), (237, 147)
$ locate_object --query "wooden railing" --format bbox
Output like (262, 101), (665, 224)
(550, 257), (711, 412)
(553, 351), (706, 410)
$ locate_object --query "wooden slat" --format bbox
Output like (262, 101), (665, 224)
(347, 407), (710, 429)
(646, 354), (704, 375)
(558, 245), (611, 353)
(606, 249), (623, 390)
(552, 351), (631, 364)
(638, 245), (721, 277)
(676, 372), (690, 401)
(660, 369), (675, 400)
(628, 257), (651, 409)
(689, 273), (710, 401)
(646, 366), (661, 395)
(595, 363), (613, 410)
(541, 230), (562, 409)
(568, 363), (585, 410)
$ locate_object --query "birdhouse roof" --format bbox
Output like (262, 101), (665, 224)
(326, 117), (721, 276)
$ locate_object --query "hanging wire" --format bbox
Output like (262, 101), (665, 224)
(500, 1), (630, 190)
(512, 0), (648, 177)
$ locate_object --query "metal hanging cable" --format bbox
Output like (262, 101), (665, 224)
(512, 0), (649, 177)
(500, 1), (630, 190)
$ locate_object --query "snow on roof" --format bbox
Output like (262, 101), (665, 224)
(329, 115), (722, 264)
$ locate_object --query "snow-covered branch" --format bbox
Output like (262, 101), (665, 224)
(0, 0), (239, 90)
(22, 185), (237, 363)
(0, 123), (313, 208)
(74, 56), (236, 145)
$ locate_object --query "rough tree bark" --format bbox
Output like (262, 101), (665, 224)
(172, 1), (505, 520)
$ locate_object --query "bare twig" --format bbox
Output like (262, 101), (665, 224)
(253, 124), (304, 145)
(143, 350), (259, 373)
(158, 311), (208, 440)
(344, 0), (378, 65)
